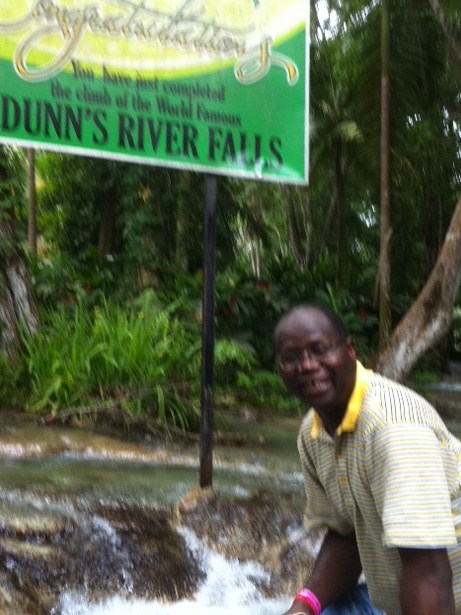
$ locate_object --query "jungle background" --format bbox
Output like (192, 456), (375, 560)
(0, 0), (460, 433)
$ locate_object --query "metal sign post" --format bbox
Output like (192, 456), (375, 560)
(199, 174), (217, 488)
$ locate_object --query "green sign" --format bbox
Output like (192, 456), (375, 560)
(0, 1), (309, 184)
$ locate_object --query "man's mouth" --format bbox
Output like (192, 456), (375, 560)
(301, 378), (330, 395)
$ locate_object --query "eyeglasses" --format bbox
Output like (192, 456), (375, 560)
(278, 339), (347, 371)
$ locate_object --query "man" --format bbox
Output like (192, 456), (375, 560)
(274, 303), (461, 615)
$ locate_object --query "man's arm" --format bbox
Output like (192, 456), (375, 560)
(399, 547), (456, 615)
(283, 530), (362, 615)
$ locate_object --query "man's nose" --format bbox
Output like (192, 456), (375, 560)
(297, 350), (320, 370)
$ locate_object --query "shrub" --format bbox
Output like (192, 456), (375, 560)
(20, 292), (202, 428)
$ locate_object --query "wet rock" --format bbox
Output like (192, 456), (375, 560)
(0, 502), (205, 614)
(0, 490), (320, 613)
(177, 485), (216, 512)
(176, 490), (320, 596)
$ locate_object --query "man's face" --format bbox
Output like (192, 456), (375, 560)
(275, 307), (357, 431)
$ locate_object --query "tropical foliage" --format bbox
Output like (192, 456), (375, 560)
(0, 0), (460, 426)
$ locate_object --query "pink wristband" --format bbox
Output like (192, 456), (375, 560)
(294, 588), (322, 615)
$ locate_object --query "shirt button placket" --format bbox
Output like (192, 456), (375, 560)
(335, 435), (351, 512)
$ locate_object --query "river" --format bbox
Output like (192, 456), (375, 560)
(0, 413), (312, 614)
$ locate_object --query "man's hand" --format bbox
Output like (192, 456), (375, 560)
(280, 530), (361, 615)
(282, 604), (313, 615)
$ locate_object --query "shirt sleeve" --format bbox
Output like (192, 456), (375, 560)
(367, 423), (457, 548)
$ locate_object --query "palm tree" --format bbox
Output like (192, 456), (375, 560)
(378, 0), (391, 346)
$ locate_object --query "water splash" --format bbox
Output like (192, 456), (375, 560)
(55, 595), (288, 615)
(55, 527), (291, 615)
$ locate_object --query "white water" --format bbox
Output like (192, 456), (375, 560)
(57, 596), (288, 615)
(55, 527), (291, 615)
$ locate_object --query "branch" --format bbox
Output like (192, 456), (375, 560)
(427, 0), (461, 66)
(374, 195), (461, 381)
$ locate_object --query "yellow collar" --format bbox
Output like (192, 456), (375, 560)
(311, 361), (372, 437)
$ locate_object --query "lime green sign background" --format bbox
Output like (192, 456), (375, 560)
(0, 1), (309, 184)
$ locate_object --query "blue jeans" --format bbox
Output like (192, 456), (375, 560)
(322, 584), (384, 614)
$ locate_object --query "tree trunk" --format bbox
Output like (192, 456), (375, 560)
(286, 185), (311, 270)
(0, 218), (39, 360)
(175, 171), (191, 270)
(373, 195), (461, 382)
(377, 0), (392, 346)
(27, 148), (37, 256)
(335, 144), (347, 289)
(97, 190), (116, 257)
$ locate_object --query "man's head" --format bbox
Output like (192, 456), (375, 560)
(274, 303), (357, 433)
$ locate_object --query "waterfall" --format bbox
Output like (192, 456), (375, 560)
(54, 527), (291, 615)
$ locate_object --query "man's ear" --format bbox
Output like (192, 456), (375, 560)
(345, 337), (357, 359)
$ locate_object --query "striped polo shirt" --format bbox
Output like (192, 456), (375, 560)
(297, 361), (461, 615)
